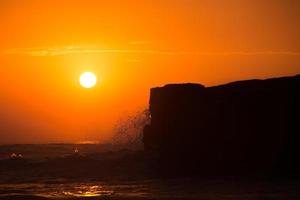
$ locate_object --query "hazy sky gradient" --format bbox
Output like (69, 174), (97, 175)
(0, 0), (300, 144)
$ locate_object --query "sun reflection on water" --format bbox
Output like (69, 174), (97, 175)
(0, 182), (153, 198)
(0, 183), (115, 198)
(61, 185), (114, 197)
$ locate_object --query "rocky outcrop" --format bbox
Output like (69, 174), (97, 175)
(143, 75), (300, 176)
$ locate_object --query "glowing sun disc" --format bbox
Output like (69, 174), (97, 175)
(80, 72), (97, 88)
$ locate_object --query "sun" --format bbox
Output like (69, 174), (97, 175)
(80, 72), (97, 88)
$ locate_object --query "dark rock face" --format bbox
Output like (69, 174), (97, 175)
(143, 75), (300, 176)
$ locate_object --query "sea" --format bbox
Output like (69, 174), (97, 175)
(0, 144), (299, 200)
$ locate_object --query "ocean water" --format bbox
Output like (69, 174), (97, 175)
(0, 144), (299, 200)
(1, 179), (300, 200)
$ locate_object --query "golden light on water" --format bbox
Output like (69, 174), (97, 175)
(61, 185), (113, 197)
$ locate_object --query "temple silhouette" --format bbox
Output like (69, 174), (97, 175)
(143, 74), (300, 176)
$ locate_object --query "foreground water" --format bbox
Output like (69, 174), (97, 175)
(0, 144), (299, 200)
(1, 179), (300, 200)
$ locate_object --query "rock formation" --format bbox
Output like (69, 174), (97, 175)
(143, 75), (300, 176)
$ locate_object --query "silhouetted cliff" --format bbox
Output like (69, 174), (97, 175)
(143, 75), (300, 176)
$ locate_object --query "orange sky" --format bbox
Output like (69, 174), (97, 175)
(0, 0), (300, 144)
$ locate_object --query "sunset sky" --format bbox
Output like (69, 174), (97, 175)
(0, 0), (300, 144)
